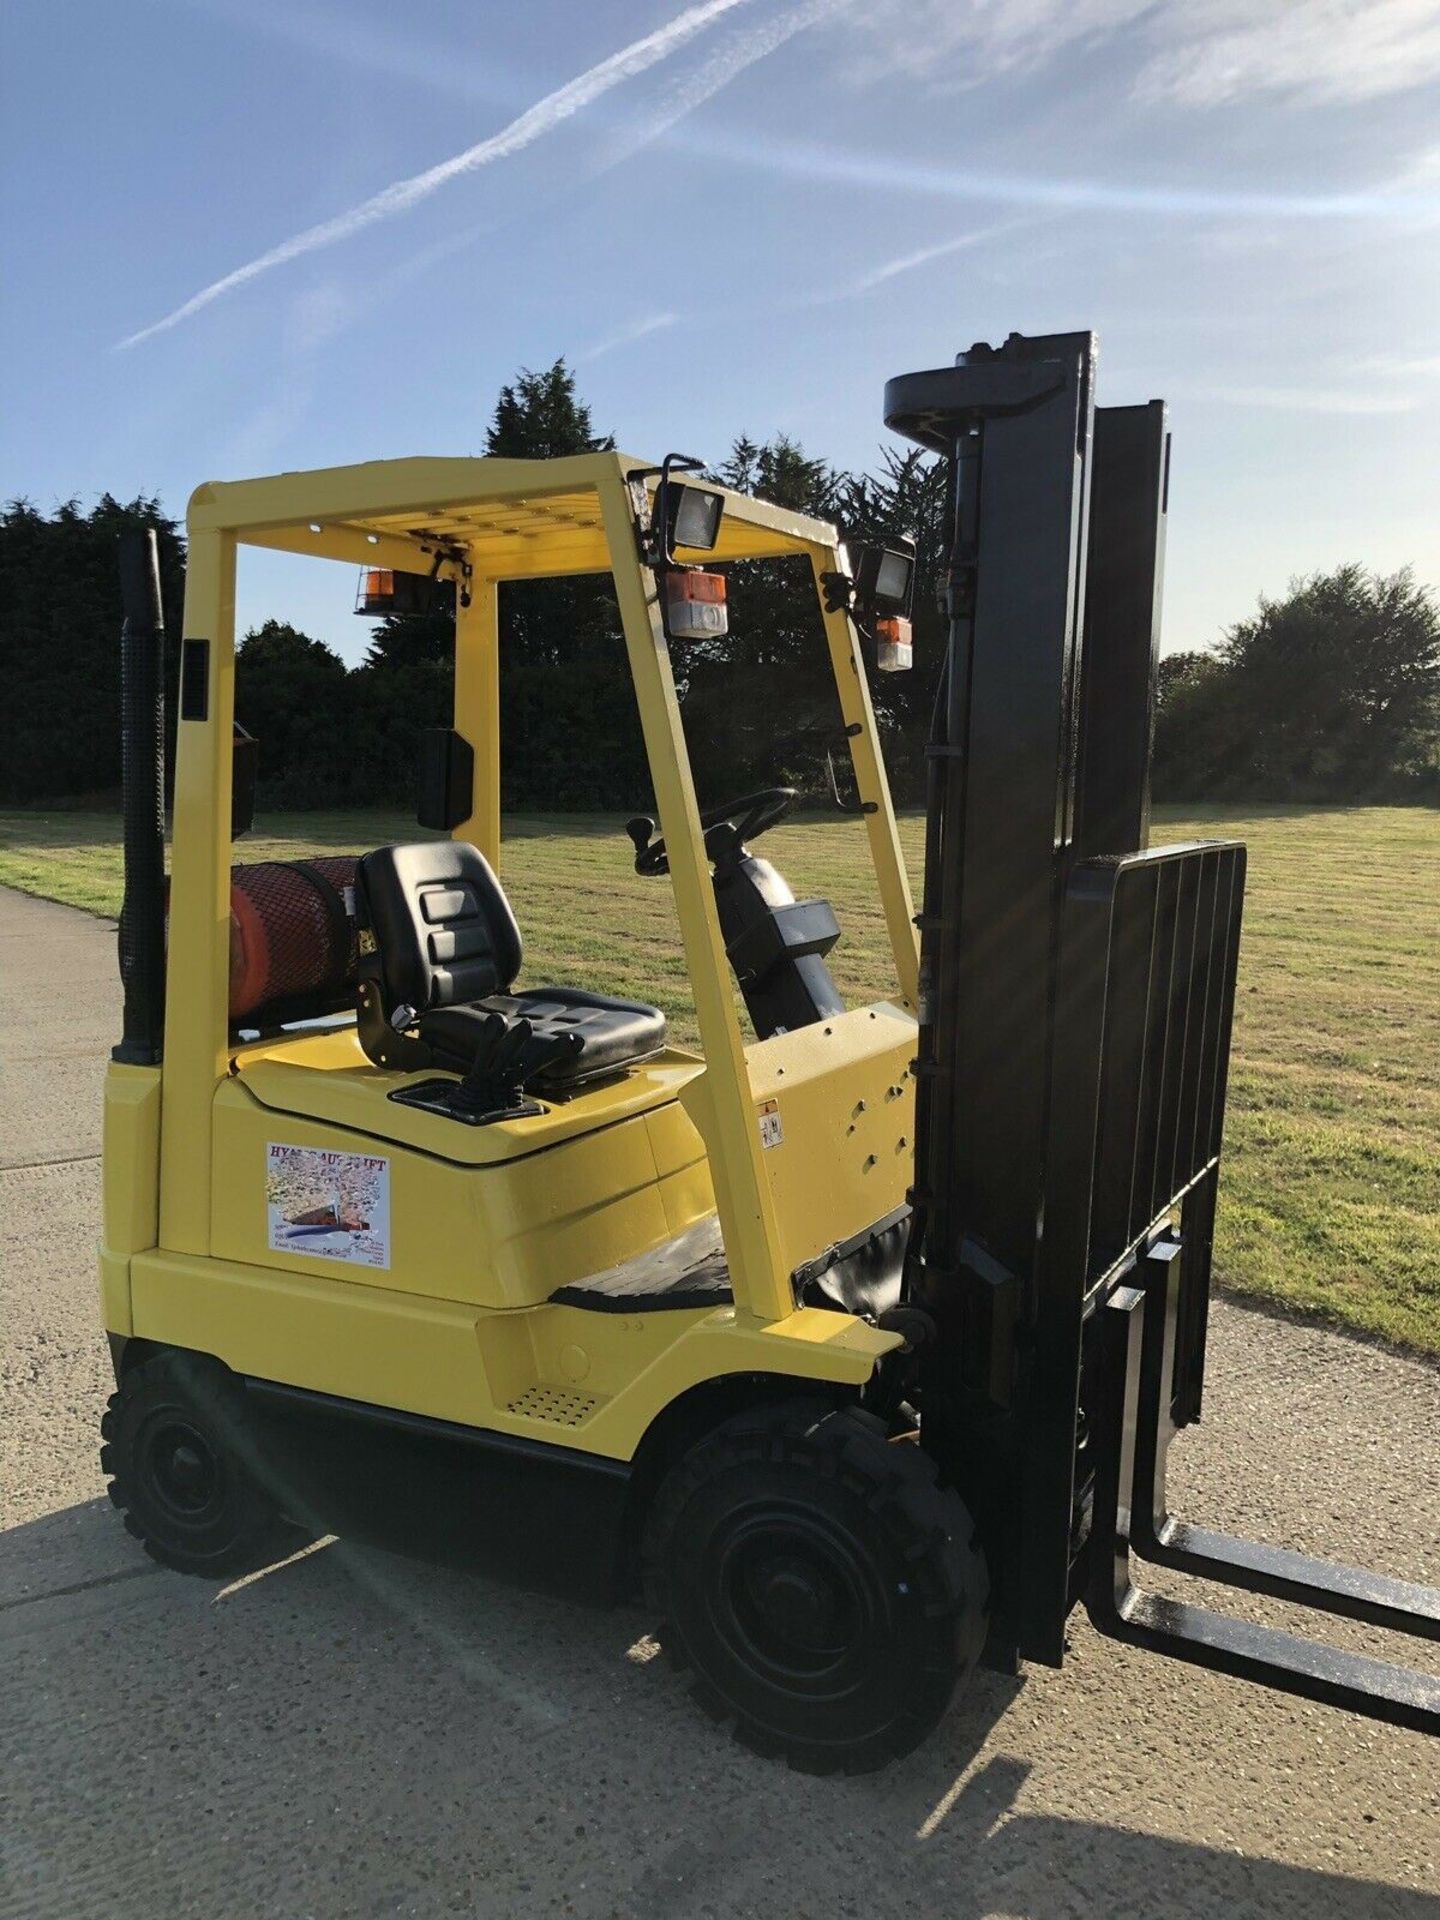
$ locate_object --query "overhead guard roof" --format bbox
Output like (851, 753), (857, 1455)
(186, 451), (841, 581)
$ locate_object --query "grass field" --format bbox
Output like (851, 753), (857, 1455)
(2, 802), (1436, 1354)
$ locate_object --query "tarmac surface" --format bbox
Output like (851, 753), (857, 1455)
(1, 881), (1437, 1920)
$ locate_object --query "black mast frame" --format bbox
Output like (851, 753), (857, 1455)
(885, 330), (1439, 1732)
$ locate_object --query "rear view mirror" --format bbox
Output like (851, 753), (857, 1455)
(418, 727), (475, 832)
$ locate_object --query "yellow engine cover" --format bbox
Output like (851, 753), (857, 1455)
(213, 1029), (714, 1309)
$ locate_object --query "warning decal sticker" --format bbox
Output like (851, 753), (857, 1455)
(757, 1098), (784, 1150)
(266, 1144), (391, 1269)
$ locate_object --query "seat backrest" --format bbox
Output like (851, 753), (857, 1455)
(356, 842), (522, 1013)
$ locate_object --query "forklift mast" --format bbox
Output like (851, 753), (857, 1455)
(887, 331), (1439, 1730)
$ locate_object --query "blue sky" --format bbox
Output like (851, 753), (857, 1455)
(3, 0), (1438, 664)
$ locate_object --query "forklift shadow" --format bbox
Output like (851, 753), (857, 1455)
(3, 1501), (1425, 1920)
(870, 1755), (1431, 1920)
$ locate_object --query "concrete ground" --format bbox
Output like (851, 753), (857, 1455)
(1, 882), (1437, 1920)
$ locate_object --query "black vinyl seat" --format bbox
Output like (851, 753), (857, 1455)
(354, 842), (666, 1090)
(420, 990), (665, 1081)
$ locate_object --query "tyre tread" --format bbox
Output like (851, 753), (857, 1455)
(100, 1350), (289, 1578)
(642, 1398), (989, 1773)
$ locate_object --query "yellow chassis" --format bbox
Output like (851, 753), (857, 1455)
(101, 451), (920, 1462)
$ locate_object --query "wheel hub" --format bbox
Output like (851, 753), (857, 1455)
(715, 1513), (877, 1685)
(166, 1441), (209, 1496)
(751, 1556), (844, 1651)
(147, 1419), (220, 1517)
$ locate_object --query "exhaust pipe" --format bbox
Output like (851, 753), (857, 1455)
(113, 529), (167, 1065)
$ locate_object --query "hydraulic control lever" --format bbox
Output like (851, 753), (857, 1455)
(626, 815), (661, 872)
(448, 1014), (582, 1120)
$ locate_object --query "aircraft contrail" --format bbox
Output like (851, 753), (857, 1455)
(577, 312), (680, 364)
(117, 0), (764, 349)
(667, 125), (1440, 223)
(596, 0), (844, 170)
(339, 0), (843, 355)
(850, 219), (1036, 293)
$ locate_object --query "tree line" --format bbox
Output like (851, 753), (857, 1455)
(1155, 566), (1440, 802)
(2, 359), (1436, 813)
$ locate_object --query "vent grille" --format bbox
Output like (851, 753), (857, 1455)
(506, 1385), (598, 1427)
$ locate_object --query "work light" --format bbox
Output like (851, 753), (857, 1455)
(853, 538), (916, 615)
(666, 481), (725, 554)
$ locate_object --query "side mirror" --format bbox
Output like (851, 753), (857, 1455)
(232, 723), (258, 838)
(418, 727), (475, 832)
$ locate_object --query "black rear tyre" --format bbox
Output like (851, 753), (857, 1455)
(101, 1350), (292, 1577)
(642, 1400), (988, 1772)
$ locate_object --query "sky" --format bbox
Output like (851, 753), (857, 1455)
(2, 0), (1438, 665)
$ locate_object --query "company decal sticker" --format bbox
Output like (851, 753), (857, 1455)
(266, 1144), (391, 1269)
(757, 1098), (784, 1150)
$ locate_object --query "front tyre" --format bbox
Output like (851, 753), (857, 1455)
(101, 1351), (290, 1577)
(643, 1401), (988, 1773)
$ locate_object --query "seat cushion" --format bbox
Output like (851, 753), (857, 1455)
(357, 842), (522, 1013)
(418, 986), (666, 1088)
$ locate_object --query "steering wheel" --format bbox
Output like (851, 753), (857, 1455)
(626, 787), (796, 876)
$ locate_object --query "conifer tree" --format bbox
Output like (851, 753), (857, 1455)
(234, 622), (352, 806)
(0, 495), (185, 803)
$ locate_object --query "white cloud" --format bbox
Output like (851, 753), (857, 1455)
(838, 0), (1149, 88)
(224, 375), (317, 470)
(117, 0), (764, 349)
(1139, 1), (1440, 107)
(1203, 383), (1419, 414)
(1391, 144), (1440, 189)
(284, 284), (351, 354)
(843, 0), (1440, 106)
(111, 0), (1440, 357)
(169, 0), (514, 106)
(1355, 352), (1440, 378)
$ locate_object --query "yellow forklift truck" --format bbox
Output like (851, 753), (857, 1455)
(100, 331), (1439, 1771)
